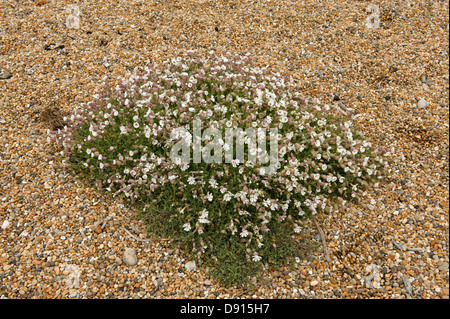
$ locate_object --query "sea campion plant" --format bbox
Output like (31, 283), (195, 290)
(50, 51), (388, 286)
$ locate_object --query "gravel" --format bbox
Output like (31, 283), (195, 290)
(0, 0), (448, 299)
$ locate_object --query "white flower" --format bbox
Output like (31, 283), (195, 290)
(223, 193), (232, 202)
(252, 255), (262, 262)
(240, 229), (249, 238)
(209, 178), (218, 188)
(183, 223), (191, 232)
(133, 122), (139, 128)
(294, 225), (302, 233)
(188, 176), (195, 185)
(206, 192), (213, 201)
(199, 209), (210, 224)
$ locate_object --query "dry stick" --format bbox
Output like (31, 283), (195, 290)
(93, 216), (112, 230)
(400, 273), (414, 296)
(124, 228), (172, 243)
(392, 240), (404, 251)
(392, 240), (424, 253)
(312, 215), (332, 265)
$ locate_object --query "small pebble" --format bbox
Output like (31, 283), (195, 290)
(123, 248), (138, 266)
(185, 261), (196, 272)
(417, 98), (427, 108)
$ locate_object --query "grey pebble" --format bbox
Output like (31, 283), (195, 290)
(123, 247), (138, 266)
(439, 262), (448, 271)
(185, 261), (196, 272)
(0, 68), (12, 80)
(417, 98), (427, 108)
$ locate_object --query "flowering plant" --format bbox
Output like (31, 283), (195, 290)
(50, 51), (387, 285)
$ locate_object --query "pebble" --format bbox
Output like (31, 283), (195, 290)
(123, 248), (138, 266)
(185, 261), (196, 272)
(1, 220), (10, 230)
(0, 68), (12, 80)
(439, 262), (448, 271)
(417, 98), (428, 108)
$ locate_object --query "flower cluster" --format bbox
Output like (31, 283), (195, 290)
(50, 51), (388, 269)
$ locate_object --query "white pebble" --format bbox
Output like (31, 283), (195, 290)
(1, 220), (10, 230)
(185, 261), (196, 272)
(417, 98), (427, 108)
(123, 247), (138, 266)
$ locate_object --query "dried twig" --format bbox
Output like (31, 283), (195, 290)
(124, 228), (172, 242)
(312, 215), (332, 265)
(392, 240), (404, 251)
(392, 240), (424, 253)
(400, 273), (414, 296)
(93, 216), (112, 230)
(39, 105), (67, 130)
